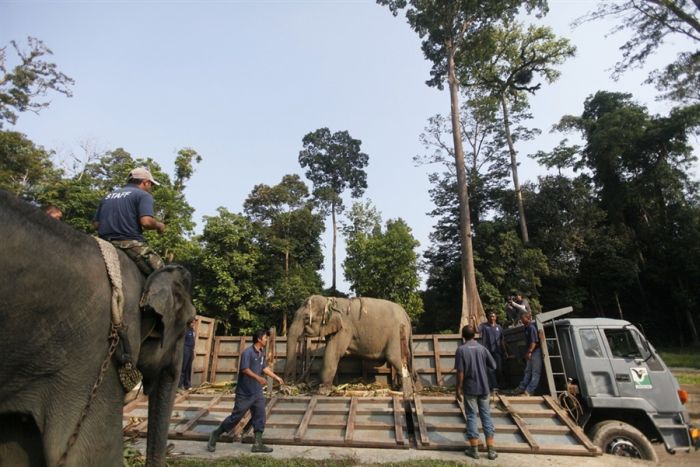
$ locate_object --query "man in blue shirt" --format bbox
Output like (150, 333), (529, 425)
(455, 325), (498, 460)
(512, 312), (543, 396)
(178, 318), (196, 390)
(92, 167), (166, 274)
(479, 312), (507, 392)
(207, 329), (284, 453)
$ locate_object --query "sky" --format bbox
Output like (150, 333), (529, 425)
(2, 0), (699, 292)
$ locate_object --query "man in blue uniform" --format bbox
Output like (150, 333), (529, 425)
(92, 167), (166, 275)
(178, 318), (196, 390)
(207, 329), (284, 453)
(512, 312), (542, 396)
(455, 325), (498, 460)
(478, 312), (507, 392)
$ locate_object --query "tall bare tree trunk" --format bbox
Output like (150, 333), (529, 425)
(614, 291), (624, 320)
(282, 249), (289, 336)
(500, 94), (529, 244)
(331, 200), (337, 294)
(447, 45), (485, 330)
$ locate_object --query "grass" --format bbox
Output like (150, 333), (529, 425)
(674, 373), (700, 385)
(658, 347), (700, 369)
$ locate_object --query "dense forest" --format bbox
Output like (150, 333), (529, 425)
(2, 1), (699, 347)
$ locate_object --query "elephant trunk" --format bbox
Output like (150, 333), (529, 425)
(284, 317), (305, 382)
(145, 369), (179, 466)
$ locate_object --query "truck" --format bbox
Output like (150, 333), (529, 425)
(502, 307), (700, 462)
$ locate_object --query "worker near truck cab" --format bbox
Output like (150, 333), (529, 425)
(455, 325), (498, 461)
(511, 313), (542, 396)
(478, 312), (507, 392)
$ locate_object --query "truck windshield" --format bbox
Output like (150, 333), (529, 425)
(603, 329), (642, 359)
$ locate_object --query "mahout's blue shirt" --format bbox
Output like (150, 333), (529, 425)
(94, 184), (154, 241)
(236, 344), (267, 397)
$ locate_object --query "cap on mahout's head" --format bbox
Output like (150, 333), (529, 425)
(129, 167), (160, 185)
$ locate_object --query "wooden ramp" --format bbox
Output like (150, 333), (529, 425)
(123, 393), (409, 448)
(410, 394), (600, 456)
(124, 393), (600, 456)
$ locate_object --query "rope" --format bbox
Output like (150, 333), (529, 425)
(558, 390), (583, 424)
(94, 237), (124, 327)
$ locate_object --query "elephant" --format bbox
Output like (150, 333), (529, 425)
(0, 190), (196, 467)
(284, 295), (421, 395)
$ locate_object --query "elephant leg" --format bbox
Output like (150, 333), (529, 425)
(0, 413), (45, 467)
(319, 331), (351, 395)
(386, 338), (414, 396)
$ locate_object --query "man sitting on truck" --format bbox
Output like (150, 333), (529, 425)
(511, 312), (542, 396)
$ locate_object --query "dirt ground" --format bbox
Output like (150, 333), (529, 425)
(131, 438), (699, 466)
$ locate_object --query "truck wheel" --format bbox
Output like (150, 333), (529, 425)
(590, 420), (658, 462)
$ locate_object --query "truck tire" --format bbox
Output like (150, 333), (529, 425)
(590, 420), (658, 462)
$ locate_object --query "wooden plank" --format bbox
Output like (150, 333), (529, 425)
(392, 395), (406, 445)
(344, 397), (358, 442)
(413, 395), (431, 446)
(294, 395), (318, 441)
(498, 394), (540, 451)
(543, 395), (600, 453)
(176, 394), (223, 435)
(265, 396), (279, 421)
(432, 335), (443, 386)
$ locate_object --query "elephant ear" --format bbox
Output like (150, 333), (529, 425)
(321, 312), (343, 337)
(140, 267), (180, 344)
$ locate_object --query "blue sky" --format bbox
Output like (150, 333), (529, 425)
(2, 0), (698, 292)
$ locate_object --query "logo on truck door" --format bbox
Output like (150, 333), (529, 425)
(630, 367), (652, 389)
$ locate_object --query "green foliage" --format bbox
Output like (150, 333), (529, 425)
(189, 208), (265, 334)
(0, 130), (60, 199)
(459, 21), (576, 98)
(0, 37), (74, 128)
(343, 213), (424, 321)
(541, 91), (700, 345)
(578, 1), (700, 102)
(244, 174), (325, 331)
(377, 0), (549, 89)
(298, 127), (370, 292)
(298, 128), (369, 209)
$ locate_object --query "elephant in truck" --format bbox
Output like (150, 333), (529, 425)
(0, 190), (196, 467)
(284, 295), (421, 395)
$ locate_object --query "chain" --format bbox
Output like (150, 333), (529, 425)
(57, 324), (120, 467)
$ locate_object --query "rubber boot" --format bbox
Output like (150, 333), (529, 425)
(207, 425), (224, 452)
(486, 436), (498, 460)
(251, 431), (273, 453)
(487, 446), (498, 460)
(464, 445), (480, 460)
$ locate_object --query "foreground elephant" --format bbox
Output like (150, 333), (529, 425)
(0, 190), (196, 467)
(284, 295), (420, 394)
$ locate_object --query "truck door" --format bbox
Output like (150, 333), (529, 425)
(601, 326), (681, 413)
(574, 328), (617, 397)
(601, 326), (651, 399)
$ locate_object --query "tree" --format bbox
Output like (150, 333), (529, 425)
(343, 212), (424, 321)
(0, 130), (60, 199)
(190, 208), (265, 334)
(551, 91), (700, 344)
(298, 128), (369, 294)
(0, 37), (74, 127)
(459, 21), (575, 243)
(415, 95), (511, 227)
(578, 1), (700, 103)
(244, 174), (325, 334)
(377, 0), (547, 329)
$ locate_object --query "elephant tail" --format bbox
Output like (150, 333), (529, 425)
(407, 327), (422, 391)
